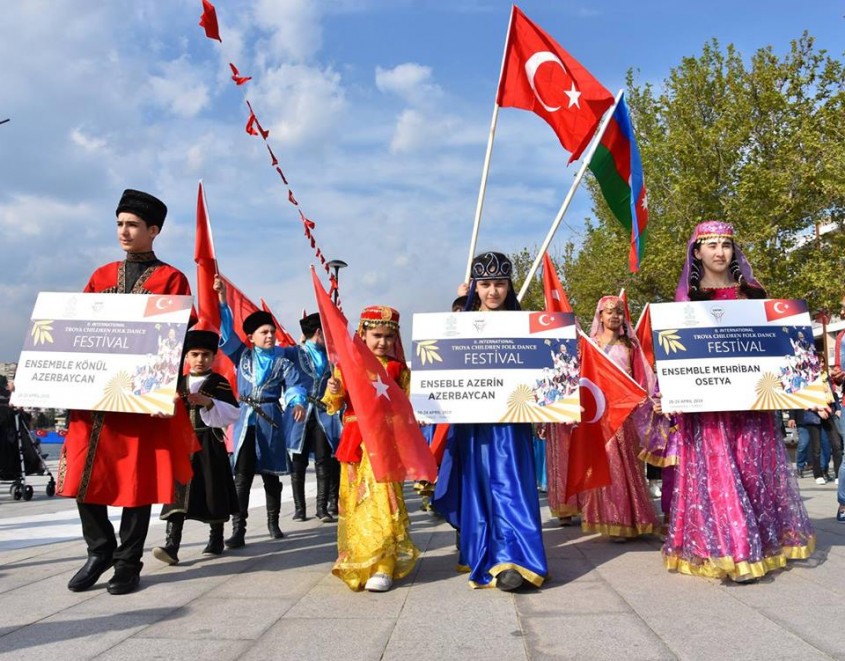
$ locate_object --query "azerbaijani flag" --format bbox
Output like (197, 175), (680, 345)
(588, 94), (648, 272)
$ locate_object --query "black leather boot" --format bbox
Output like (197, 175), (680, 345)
(152, 517), (184, 565)
(265, 478), (285, 539)
(327, 458), (340, 516)
(225, 514), (246, 549)
(315, 463), (333, 522)
(203, 523), (225, 555)
(67, 553), (114, 592)
(291, 471), (307, 521)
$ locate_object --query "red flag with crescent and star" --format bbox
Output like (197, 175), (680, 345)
(497, 5), (614, 163)
(542, 252), (572, 313)
(763, 299), (808, 322)
(566, 332), (647, 499)
(311, 269), (437, 483)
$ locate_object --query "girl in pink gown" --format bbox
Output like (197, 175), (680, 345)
(579, 296), (659, 540)
(662, 221), (814, 581)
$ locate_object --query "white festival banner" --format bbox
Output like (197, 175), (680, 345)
(410, 311), (579, 424)
(650, 298), (830, 413)
(11, 292), (193, 415)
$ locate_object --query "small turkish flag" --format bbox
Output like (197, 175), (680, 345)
(497, 6), (614, 163)
(144, 296), (192, 317)
(528, 311), (572, 334)
(764, 299), (808, 322)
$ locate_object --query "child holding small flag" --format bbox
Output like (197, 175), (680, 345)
(321, 306), (419, 592)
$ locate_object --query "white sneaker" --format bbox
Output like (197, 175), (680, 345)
(816, 477), (827, 485)
(648, 480), (662, 499)
(365, 572), (393, 592)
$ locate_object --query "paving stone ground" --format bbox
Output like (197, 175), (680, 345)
(1, 455), (843, 660)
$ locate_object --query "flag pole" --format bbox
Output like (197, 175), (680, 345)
(516, 89), (624, 302)
(464, 6), (516, 283)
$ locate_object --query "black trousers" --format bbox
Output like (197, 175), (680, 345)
(234, 427), (281, 518)
(77, 502), (151, 572)
(290, 414), (333, 473)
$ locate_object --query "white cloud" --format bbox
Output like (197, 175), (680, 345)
(147, 57), (211, 118)
(251, 0), (323, 62)
(70, 128), (108, 153)
(375, 63), (442, 106)
(251, 63), (347, 148)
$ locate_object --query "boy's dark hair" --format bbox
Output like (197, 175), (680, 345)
(452, 296), (468, 312)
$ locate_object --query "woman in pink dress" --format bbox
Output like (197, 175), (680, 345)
(662, 221), (815, 581)
(579, 296), (659, 540)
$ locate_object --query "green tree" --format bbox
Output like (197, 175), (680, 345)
(562, 34), (845, 318)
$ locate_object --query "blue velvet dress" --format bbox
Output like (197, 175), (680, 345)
(433, 422), (548, 588)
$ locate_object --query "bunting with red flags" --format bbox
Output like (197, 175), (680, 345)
(311, 269), (437, 483)
(565, 332), (647, 498)
(198, 0), (221, 42)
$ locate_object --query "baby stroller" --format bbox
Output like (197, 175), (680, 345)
(0, 400), (56, 501)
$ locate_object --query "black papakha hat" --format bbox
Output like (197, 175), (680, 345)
(243, 311), (275, 336)
(116, 189), (168, 228)
(299, 312), (322, 336)
(184, 329), (219, 354)
(471, 251), (513, 280)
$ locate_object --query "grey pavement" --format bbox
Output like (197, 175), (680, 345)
(1, 457), (844, 660)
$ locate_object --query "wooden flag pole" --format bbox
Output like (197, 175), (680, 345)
(464, 7), (516, 283)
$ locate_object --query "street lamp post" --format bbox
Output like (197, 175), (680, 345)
(326, 259), (348, 305)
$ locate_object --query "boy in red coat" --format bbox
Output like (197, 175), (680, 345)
(60, 189), (196, 595)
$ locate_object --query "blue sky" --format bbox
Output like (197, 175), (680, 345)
(1, 1), (842, 359)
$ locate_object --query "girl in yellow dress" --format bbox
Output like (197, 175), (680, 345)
(322, 306), (419, 592)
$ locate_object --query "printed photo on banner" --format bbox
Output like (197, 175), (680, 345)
(11, 292), (193, 415)
(650, 298), (829, 413)
(410, 311), (579, 424)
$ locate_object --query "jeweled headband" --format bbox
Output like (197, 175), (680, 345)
(471, 251), (513, 280)
(694, 220), (734, 243)
(599, 296), (623, 311)
(359, 305), (400, 330)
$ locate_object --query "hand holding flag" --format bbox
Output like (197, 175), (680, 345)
(311, 269), (437, 483)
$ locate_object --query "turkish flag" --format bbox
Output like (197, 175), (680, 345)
(528, 311), (571, 334)
(311, 269), (437, 483)
(497, 6), (614, 163)
(199, 0), (221, 42)
(260, 298), (296, 347)
(542, 252), (572, 313)
(143, 295), (193, 318)
(763, 299), (808, 322)
(566, 332), (647, 499)
(194, 182), (220, 333)
(634, 303), (655, 368)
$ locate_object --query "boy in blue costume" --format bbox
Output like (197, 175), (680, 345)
(432, 251), (548, 590)
(281, 312), (342, 522)
(214, 276), (290, 548)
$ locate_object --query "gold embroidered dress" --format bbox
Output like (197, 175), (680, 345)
(322, 357), (419, 591)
